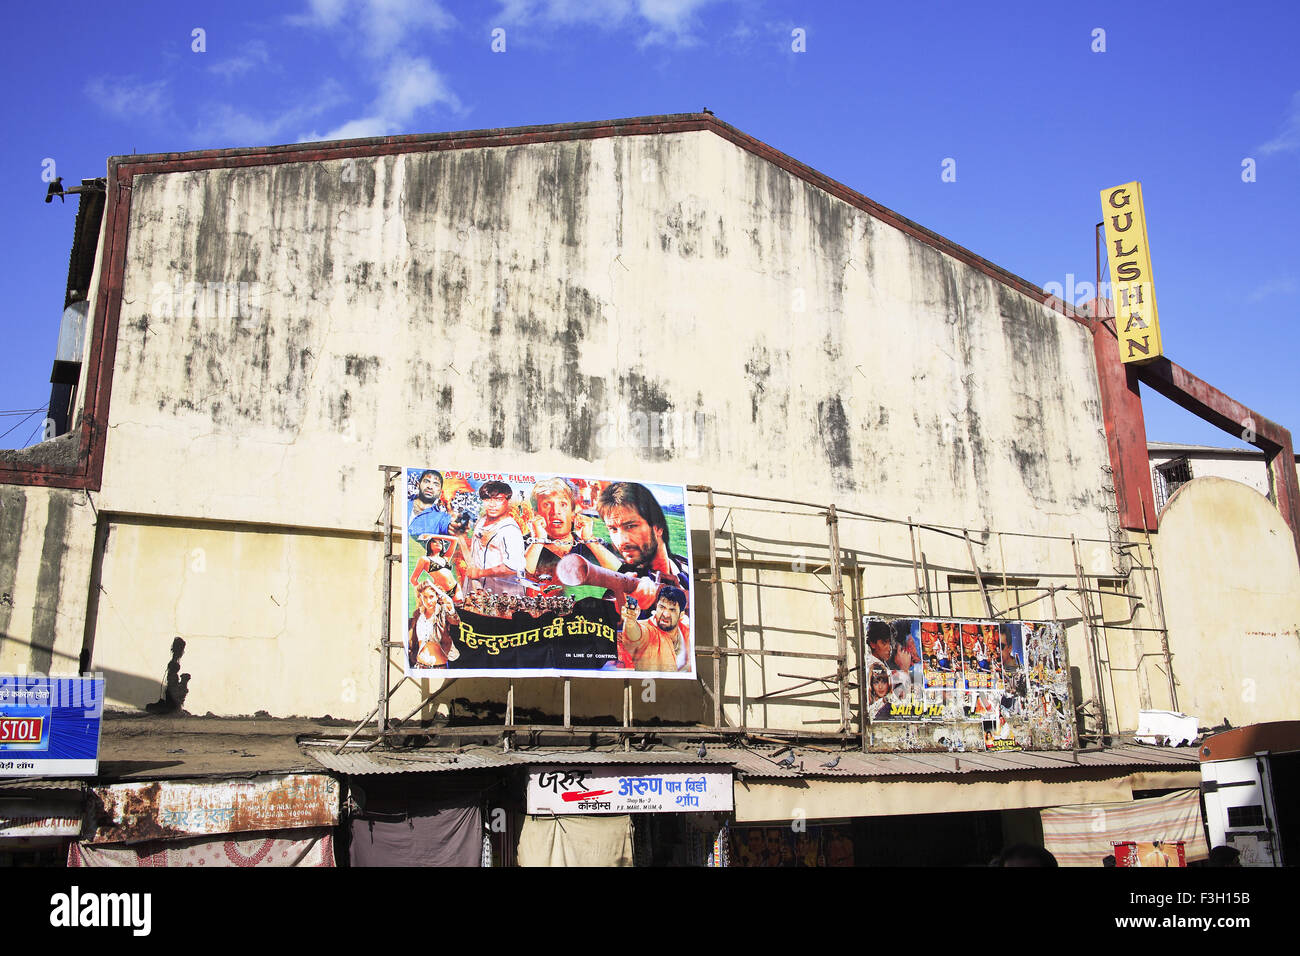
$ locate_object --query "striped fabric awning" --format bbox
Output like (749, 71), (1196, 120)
(1041, 789), (1209, 867)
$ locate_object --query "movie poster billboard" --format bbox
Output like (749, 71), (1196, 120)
(863, 617), (1074, 751)
(730, 824), (856, 867)
(402, 468), (695, 679)
(1113, 841), (1186, 868)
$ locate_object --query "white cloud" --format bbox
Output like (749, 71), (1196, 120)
(302, 57), (462, 141)
(1259, 90), (1300, 156)
(84, 76), (171, 122)
(1247, 276), (1297, 303)
(208, 40), (274, 80)
(493, 0), (725, 46)
(192, 81), (349, 147)
(290, 0), (456, 58)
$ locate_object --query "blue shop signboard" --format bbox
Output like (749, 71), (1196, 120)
(0, 675), (104, 777)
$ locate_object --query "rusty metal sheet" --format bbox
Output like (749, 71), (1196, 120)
(88, 773), (338, 845)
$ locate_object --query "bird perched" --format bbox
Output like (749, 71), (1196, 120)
(820, 755), (840, 769)
(776, 751), (796, 768)
(696, 742), (707, 759)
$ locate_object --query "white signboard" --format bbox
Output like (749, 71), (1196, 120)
(0, 798), (83, 838)
(527, 766), (733, 814)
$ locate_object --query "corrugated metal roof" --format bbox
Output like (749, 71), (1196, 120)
(303, 744), (733, 776)
(716, 743), (1199, 779)
(0, 778), (86, 792)
(302, 740), (1199, 779)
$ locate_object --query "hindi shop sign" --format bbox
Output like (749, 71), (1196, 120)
(88, 773), (339, 844)
(0, 675), (104, 777)
(527, 767), (734, 815)
(401, 468), (695, 680)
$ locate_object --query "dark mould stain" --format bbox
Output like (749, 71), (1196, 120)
(744, 349), (771, 425)
(28, 494), (69, 673)
(436, 386), (455, 444)
(343, 354), (382, 385)
(0, 489), (28, 643)
(620, 371), (674, 416)
(468, 367), (509, 449)
(816, 395), (854, 477)
(534, 142), (592, 248)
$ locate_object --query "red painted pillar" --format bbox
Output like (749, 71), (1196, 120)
(1090, 304), (1157, 532)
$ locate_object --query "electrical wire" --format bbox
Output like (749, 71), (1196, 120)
(22, 418), (46, 447)
(0, 407), (46, 443)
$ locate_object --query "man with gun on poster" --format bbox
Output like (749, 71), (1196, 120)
(556, 555), (690, 672)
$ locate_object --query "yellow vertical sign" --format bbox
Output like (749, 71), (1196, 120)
(1100, 181), (1163, 363)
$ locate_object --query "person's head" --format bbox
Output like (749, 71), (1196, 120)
(417, 581), (439, 613)
(416, 470), (443, 505)
(920, 622), (939, 650)
(651, 586), (687, 631)
(596, 482), (669, 569)
(867, 620), (893, 661)
(425, 537), (444, 557)
(890, 672), (911, 700)
(1207, 845), (1240, 867)
(531, 478), (580, 538)
(1000, 637), (1018, 666)
(869, 665), (890, 701)
(478, 480), (513, 519)
(891, 638), (915, 672)
(993, 844), (1058, 867)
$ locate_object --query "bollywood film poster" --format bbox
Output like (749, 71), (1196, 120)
(402, 468), (695, 679)
(863, 617), (1074, 751)
(730, 825), (856, 867)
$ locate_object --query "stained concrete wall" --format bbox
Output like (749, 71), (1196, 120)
(0, 486), (95, 676)
(1153, 477), (1300, 726)
(76, 129), (1123, 720)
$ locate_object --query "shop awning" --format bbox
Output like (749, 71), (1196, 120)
(303, 742), (736, 775)
(729, 744), (1200, 822)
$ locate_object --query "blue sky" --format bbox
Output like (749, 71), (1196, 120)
(1, 0), (1297, 453)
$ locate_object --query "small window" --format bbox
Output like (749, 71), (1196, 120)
(1227, 804), (1265, 829)
(1154, 457), (1193, 511)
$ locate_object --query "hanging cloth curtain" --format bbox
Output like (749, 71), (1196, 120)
(1040, 789), (1209, 867)
(516, 814), (634, 867)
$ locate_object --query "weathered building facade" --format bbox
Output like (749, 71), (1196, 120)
(3, 114), (1297, 865)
